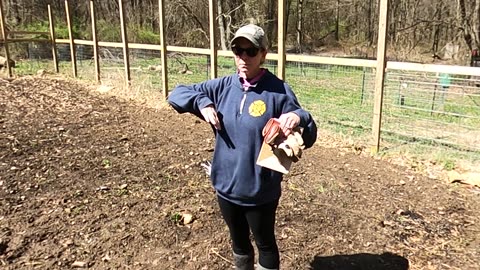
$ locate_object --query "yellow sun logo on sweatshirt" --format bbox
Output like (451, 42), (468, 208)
(249, 100), (266, 117)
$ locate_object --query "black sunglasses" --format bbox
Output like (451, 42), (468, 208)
(232, 46), (260, 57)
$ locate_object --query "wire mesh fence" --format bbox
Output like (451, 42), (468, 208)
(8, 41), (55, 75)
(382, 71), (480, 152)
(286, 63), (376, 145)
(5, 42), (480, 163)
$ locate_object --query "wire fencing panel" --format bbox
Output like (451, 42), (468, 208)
(73, 44), (95, 80)
(216, 56), (236, 78)
(383, 71), (480, 153)
(55, 44), (124, 82)
(96, 46), (127, 83)
(97, 50), (211, 93)
(166, 53), (210, 86)
(286, 61), (376, 144)
(12, 41), (55, 75)
(128, 48), (163, 93)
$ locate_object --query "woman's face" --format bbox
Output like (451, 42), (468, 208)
(232, 38), (267, 79)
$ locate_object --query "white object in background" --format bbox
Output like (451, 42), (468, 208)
(201, 161), (211, 176)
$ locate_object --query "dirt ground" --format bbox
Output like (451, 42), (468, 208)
(1, 76), (479, 270)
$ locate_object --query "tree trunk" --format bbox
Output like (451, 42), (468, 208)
(9, 0), (21, 25)
(218, 0), (227, 50)
(296, 0), (304, 51)
(474, 0), (480, 50)
(457, 0), (473, 50)
(335, 0), (339, 41)
(367, 0), (374, 46)
(431, 1), (443, 54)
(265, 0), (276, 49)
(285, 0), (293, 48)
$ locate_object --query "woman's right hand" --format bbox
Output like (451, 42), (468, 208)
(201, 105), (221, 130)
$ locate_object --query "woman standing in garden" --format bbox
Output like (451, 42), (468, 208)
(167, 24), (317, 270)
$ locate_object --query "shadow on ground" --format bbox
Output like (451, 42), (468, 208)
(310, 252), (409, 270)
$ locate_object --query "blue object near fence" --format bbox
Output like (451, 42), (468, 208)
(439, 73), (451, 89)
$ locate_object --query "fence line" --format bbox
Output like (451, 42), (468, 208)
(1, 0), (480, 159)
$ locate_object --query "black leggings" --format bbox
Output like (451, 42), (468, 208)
(217, 195), (279, 269)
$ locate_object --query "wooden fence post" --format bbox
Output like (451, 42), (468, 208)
(277, 0), (286, 80)
(159, 0), (168, 98)
(371, 0), (390, 153)
(0, 0), (12, 77)
(90, 0), (100, 82)
(118, 0), (131, 86)
(208, 0), (218, 79)
(48, 5), (59, 73)
(65, 0), (77, 78)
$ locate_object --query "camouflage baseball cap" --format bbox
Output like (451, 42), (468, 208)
(230, 24), (267, 49)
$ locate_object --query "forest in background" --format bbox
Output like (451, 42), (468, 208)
(2, 0), (480, 64)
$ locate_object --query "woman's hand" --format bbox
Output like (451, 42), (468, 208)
(201, 105), (221, 130)
(278, 112), (300, 136)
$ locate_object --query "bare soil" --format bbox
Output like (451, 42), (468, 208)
(1, 77), (479, 270)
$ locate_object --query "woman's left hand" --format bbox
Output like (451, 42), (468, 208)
(278, 112), (300, 136)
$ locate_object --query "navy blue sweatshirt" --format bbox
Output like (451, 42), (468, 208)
(168, 70), (317, 206)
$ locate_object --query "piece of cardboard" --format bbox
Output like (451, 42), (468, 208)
(256, 141), (293, 174)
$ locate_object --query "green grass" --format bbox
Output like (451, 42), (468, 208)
(287, 67), (375, 141)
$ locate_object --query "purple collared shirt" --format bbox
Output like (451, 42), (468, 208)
(239, 68), (266, 90)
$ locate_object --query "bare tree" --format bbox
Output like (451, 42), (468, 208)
(264, 0), (276, 49)
(218, 0), (228, 50)
(296, 0), (304, 52)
